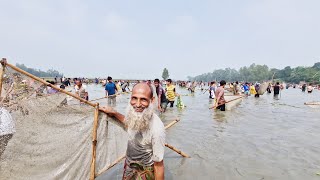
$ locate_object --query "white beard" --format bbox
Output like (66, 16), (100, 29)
(125, 103), (154, 132)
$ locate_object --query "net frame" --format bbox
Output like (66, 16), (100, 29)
(0, 58), (102, 179)
(0, 58), (189, 179)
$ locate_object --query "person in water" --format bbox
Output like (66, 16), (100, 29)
(105, 76), (117, 106)
(75, 80), (88, 100)
(209, 81), (217, 99)
(302, 84), (307, 92)
(243, 82), (250, 96)
(254, 83), (260, 98)
(307, 84), (314, 93)
(154, 79), (168, 112)
(213, 80), (226, 111)
(233, 81), (239, 95)
(249, 83), (256, 96)
(102, 83), (165, 180)
(273, 82), (281, 100)
(165, 79), (178, 108)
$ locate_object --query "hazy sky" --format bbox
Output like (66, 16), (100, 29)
(1, 0), (320, 80)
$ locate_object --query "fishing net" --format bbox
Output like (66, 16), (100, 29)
(0, 64), (128, 179)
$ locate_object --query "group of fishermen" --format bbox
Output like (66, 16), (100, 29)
(102, 77), (179, 113)
(5, 72), (318, 180)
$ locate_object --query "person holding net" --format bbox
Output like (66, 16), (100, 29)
(102, 82), (165, 180)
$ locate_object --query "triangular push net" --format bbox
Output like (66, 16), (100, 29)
(0, 60), (128, 180)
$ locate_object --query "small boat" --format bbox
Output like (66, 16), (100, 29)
(304, 101), (320, 108)
(224, 95), (243, 110)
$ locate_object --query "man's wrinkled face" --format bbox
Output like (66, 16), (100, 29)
(130, 84), (153, 113)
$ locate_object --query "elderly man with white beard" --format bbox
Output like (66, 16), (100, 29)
(102, 83), (165, 180)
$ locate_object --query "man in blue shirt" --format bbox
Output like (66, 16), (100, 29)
(243, 82), (250, 96)
(105, 76), (117, 105)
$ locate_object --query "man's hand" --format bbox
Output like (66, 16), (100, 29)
(101, 106), (116, 115)
(101, 106), (126, 125)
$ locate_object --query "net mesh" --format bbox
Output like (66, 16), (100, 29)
(0, 65), (128, 179)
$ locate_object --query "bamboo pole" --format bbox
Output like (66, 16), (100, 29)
(164, 118), (180, 130)
(1, 59), (189, 178)
(96, 118), (186, 177)
(90, 103), (100, 180)
(96, 143), (190, 177)
(96, 155), (126, 177)
(209, 96), (243, 109)
(89, 94), (117, 102)
(165, 143), (190, 158)
(0, 60), (99, 108)
(0, 58), (7, 98)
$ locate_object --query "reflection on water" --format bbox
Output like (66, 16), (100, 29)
(95, 85), (320, 180)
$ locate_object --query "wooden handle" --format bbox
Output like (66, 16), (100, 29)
(0, 58), (6, 98)
(165, 118), (180, 130)
(165, 143), (190, 158)
(90, 104), (100, 180)
(2, 60), (98, 107)
(209, 96), (243, 109)
(96, 155), (126, 177)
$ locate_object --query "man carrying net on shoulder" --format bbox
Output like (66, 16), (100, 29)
(102, 82), (165, 180)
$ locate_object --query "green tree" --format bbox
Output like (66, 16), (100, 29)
(189, 61), (320, 84)
(312, 62), (320, 69)
(16, 63), (63, 77)
(162, 68), (169, 80)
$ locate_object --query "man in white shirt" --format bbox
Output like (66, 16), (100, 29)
(74, 80), (88, 100)
(102, 83), (165, 180)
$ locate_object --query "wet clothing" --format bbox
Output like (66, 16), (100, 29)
(307, 86), (313, 93)
(156, 85), (168, 110)
(215, 87), (225, 106)
(122, 83), (130, 92)
(156, 85), (167, 103)
(233, 84), (239, 95)
(267, 85), (272, 93)
(243, 85), (249, 92)
(116, 83), (122, 92)
(254, 84), (260, 98)
(123, 159), (154, 180)
(75, 85), (88, 100)
(250, 85), (256, 95)
(125, 114), (165, 167)
(243, 85), (250, 95)
(166, 85), (176, 102)
(274, 85), (280, 95)
(62, 79), (71, 86)
(209, 85), (216, 99)
(108, 96), (116, 105)
(217, 104), (225, 111)
(105, 82), (117, 96)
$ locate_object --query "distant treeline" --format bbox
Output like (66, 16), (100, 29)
(16, 63), (63, 77)
(189, 62), (320, 84)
